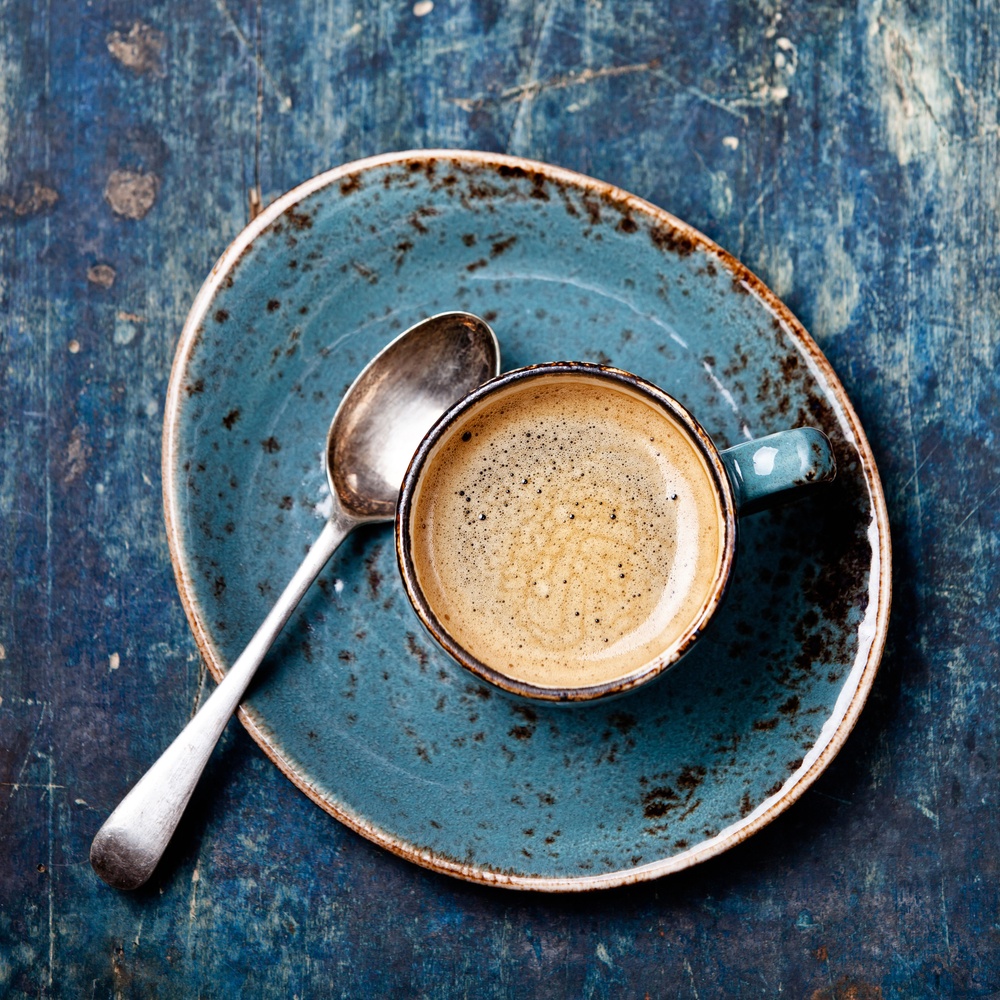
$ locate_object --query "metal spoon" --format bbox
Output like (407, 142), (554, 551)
(91, 311), (500, 890)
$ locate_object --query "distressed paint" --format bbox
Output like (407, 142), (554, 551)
(0, 0), (997, 998)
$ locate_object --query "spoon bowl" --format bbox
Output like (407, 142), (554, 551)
(90, 311), (499, 890)
(328, 312), (501, 519)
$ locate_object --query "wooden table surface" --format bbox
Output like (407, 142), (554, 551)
(2, 0), (997, 996)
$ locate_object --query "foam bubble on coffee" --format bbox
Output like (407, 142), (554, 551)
(409, 376), (724, 689)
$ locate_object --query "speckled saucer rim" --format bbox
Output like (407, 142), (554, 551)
(162, 148), (892, 892)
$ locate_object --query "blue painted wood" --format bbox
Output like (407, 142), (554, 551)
(1, 0), (997, 996)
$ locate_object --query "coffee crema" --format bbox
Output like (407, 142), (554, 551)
(408, 376), (725, 689)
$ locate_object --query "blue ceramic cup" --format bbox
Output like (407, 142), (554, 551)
(396, 363), (835, 702)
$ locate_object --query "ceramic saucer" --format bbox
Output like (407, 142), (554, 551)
(163, 151), (890, 890)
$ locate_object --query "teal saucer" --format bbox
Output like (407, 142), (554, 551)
(163, 151), (890, 890)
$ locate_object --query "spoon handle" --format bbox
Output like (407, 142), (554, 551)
(90, 513), (355, 890)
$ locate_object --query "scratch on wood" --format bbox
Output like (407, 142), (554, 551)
(957, 480), (1000, 528)
(186, 857), (202, 951)
(253, 0), (264, 219)
(939, 878), (950, 950)
(47, 749), (54, 992)
(887, 24), (941, 125)
(898, 440), (942, 491)
(5, 706), (46, 797)
(942, 64), (977, 117)
(914, 796), (939, 827)
(213, 0), (292, 112)
(683, 958), (700, 1000)
(450, 59), (663, 112)
(737, 149), (788, 228)
(0, 782), (67, 791)
(454, 60), (752, 128)
(505, 0), (559, 153)
(809, 788), (853, 806)
(675, 82), (750, 122)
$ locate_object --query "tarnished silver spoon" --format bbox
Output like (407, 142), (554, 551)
(91, 311), (500, 890)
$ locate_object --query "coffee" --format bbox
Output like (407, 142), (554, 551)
(408, 374), (725, 689)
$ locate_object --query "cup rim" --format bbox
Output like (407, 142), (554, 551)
(395, 361), (739, 702)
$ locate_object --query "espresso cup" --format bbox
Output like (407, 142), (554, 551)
(395, 363), (835, 702)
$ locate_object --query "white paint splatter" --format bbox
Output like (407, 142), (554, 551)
(114, 313), (139, 346)
(722, 135), (739, 150)
(413, 1), (434, 15)
(334, 579), (344, 594)
(765, 243), (795, 300)
(595, 942), (612, 967)
(109, 652), (120, 671)
(707, 168), (733, 218)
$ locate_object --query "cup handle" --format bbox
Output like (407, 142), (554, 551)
(718, 427), (836, 517)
